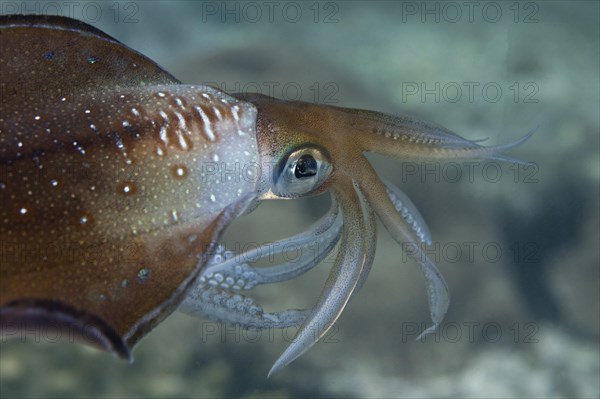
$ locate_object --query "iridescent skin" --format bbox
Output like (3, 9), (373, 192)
(0, 15), (259, 356)
(0, 15), (534, 375)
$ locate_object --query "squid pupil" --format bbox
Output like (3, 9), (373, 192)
(294, 154), (318, 179)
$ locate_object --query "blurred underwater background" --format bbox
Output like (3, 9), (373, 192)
(0, 1), (598, 398)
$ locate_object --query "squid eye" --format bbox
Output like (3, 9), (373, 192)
(273, 146), (332, 198)
(294, 154), (318, 178)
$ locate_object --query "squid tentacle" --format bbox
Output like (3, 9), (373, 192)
(382, 178), (432, 246)
(179, 198), (343, 329)
(331, 106), (536, 164)
(268, 178), (377, 377)
(469, 125), (538, 164)
(198, 198), (342, 290)
(357, 158), (449, 338)
(444, 125), (537, 164)
(345, 182), (378, 296)
(335, 107), (488, 147)
(179, 283), (309, 328)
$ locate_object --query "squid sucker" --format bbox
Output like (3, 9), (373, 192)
(0, 15), (534, 376)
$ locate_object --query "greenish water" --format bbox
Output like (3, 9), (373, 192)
(1, 1), (598, 398)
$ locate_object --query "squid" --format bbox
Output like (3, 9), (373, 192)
(0, 15), (534, 376)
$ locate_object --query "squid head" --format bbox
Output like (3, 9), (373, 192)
(225, 94), (533, 375)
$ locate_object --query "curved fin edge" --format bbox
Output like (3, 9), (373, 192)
(0, 298), (131, 361)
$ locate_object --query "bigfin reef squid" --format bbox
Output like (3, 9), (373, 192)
(0, 15), (535, 376)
